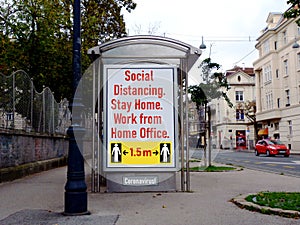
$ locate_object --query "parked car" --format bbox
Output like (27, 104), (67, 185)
(255, 139), (290, 157)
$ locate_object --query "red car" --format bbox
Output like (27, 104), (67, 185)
(255, 139), (290, 157)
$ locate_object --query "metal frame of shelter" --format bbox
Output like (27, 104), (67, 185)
(87, 35), (202, 192)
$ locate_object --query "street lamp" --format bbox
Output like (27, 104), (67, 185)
(200, 36), (207, 49)
(64, 0), (89, 215)
(199, 36), (214, 58)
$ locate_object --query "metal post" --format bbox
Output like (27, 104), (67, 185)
(204, 104), (207, 167)
(12, 73), (15, 128)
(207, 106), (211, 166)
(98, 61), (103, 189)
(180, 65), (185, 192)
(64, 0), (89, 215)
(42, 87), (45, 133)
(200, 105), (207, 167)
(30, 79), (34, 130)
(52, 93), (55, 133)
(184, 68), (190, 192)
(91, 58), (96, 193)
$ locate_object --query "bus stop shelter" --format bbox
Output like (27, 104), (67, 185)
(85, 35), (202, 192)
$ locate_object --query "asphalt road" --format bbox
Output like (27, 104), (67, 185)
(1, 164), (300, 225)
(191, 149), (300, 178)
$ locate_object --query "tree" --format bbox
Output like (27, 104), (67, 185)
(188, 58), (232, 166)
(81, 0), (136, 73)
(0, 0), (136, 100)
(236, 100), (258, 143)
(284, 0), (300, 26)
(188, 58), (232, 110)
(130, 21), (161, 35)
(0, 0), (74, 100)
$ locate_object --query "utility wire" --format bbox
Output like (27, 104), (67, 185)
(234, 48), (257, 65)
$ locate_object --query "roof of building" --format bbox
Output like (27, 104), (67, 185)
(225, 66), (254, 77)
(257, 9), (291, 40)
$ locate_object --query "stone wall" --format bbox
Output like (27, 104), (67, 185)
(0, 130), (68, 182)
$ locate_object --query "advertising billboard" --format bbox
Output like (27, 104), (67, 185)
(104, 65), (176, 170)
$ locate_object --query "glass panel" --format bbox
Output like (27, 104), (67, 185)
(101, 44), (188, 58)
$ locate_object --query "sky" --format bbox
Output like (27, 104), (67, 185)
(122, 0), (289, 75)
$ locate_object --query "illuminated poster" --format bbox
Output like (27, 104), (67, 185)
(105, 66), (176, 168)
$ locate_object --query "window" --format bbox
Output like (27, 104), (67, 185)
(285, 89), (290, 106)
(217, 103), (220, 122)
(263, 65), (272, 83)
(274, 41), (277, 50)
(266, 92), (273, 109)
(298, 85), (300, 103)
(299, 86), (300, 103)
(288, 120), (293, 136)
(235, 91), (244, 101)
(189, 109), (195, 120)
(277, 98), (280, 108)
(284, 59), (288, 76)
(236, 109), (244, 121)
(6, 113), (13, 121)
(283, 31), (287, 44)
(199, 106), (205, 121)
(297, 53), (300, 68)
(276, 69), (279, 78)
(263, 39), (270, 54)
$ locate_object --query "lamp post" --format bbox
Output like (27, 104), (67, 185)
(207, 106), (211, 166)
(64, 0), (89, 215)
(199, 36), (213, 167)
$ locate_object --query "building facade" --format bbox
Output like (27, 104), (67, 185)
(253, 11), (300, 153)
(211, 67), (256, 150)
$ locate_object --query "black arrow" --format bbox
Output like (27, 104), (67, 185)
(153, 150), (159, 156)
(123, 150), (128, 155)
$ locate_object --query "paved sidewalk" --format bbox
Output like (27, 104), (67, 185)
(0, 164), (299, 225)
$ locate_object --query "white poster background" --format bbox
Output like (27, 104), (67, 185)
(104, 65), (176, 168)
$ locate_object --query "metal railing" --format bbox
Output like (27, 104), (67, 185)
(0, 70), (71, 135)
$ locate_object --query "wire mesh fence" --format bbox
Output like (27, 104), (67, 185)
(0, 70), (71, 135)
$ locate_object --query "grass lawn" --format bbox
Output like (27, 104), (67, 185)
(246, 192), (300, 211)
(189, 165), (236, 172)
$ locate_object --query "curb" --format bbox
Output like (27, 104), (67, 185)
(231, 193), (300, 219)
(0, 157), (67, 183)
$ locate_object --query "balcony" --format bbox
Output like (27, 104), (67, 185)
(256, 109), (281, 122)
